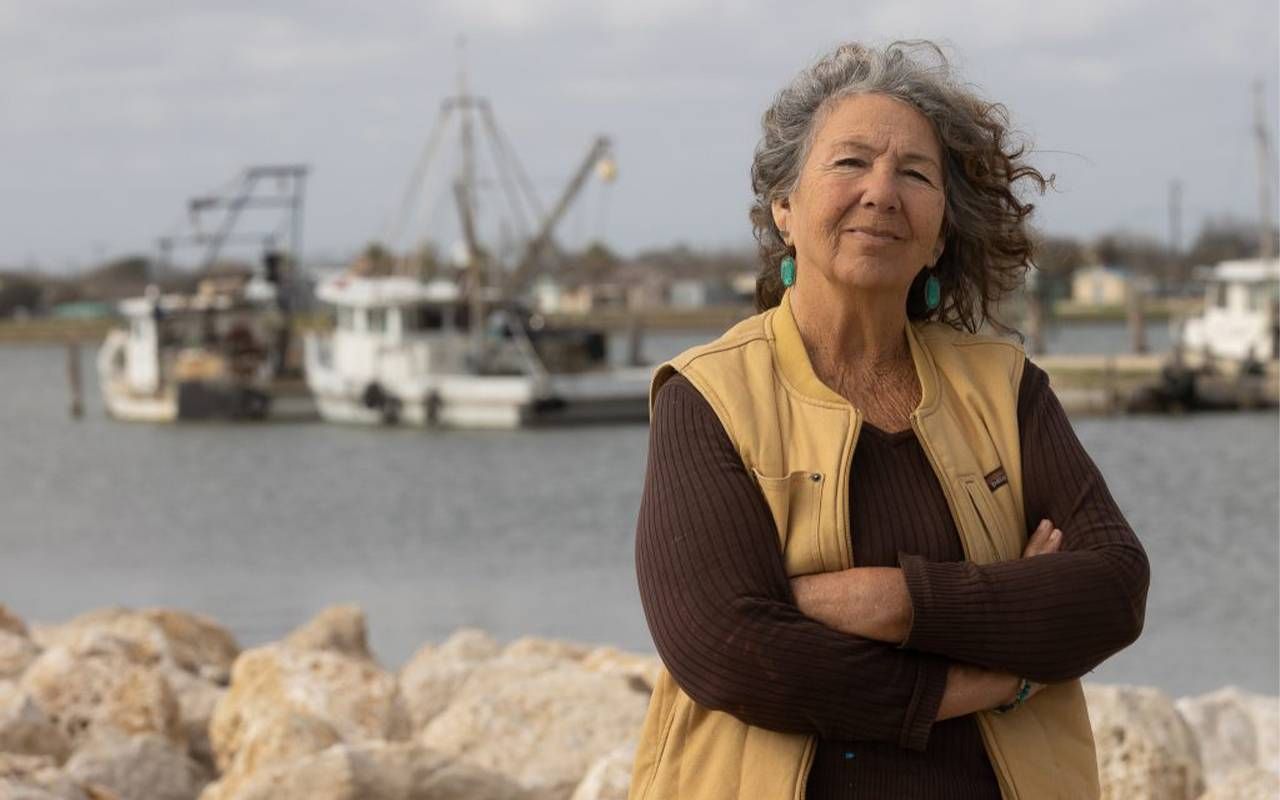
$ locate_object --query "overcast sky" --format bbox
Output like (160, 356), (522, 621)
(2, 0), (1277, 272)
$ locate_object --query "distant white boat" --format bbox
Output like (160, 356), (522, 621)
(303, 275), (650, 429)
(1178, 258), (1280, 363)
(97, 278), (284, 422)
(97, 164), (313, 423)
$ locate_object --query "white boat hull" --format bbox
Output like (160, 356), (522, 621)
(97, 329), (314, 423)
(101, 380), (180, 423)
(307, 367), (651, 430)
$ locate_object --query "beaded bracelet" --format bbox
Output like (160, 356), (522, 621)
(993, 678), (1033, 715)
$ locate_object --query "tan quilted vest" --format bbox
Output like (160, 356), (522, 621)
(629, 291), (1099, 799)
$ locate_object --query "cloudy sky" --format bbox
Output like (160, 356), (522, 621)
(2, 0), (1277, 272)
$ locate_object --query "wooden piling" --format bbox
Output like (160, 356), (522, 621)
(1126, 281), (1147, 355)
(1023, 268), (1046, 356)
(66, 341), (83, 419)
(627, 314), (645, 367)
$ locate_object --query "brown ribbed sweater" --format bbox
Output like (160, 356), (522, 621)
(634, 359), (1149, 799)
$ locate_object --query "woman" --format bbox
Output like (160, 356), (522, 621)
(630, 41), (1149, 799)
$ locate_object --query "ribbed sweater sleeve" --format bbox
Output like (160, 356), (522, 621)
(899, 360), (1150, 683)
(636, 375), (949, 750)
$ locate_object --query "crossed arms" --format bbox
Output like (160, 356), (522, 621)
(634, 366), (1149, 750)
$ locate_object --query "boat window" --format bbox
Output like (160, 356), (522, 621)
(409, 306), (444, 331)
(368, 308), (388, 333)
(337, 307), (354, 331)
(452, 304), (471, 331)
(1248, 282), (1279, 312)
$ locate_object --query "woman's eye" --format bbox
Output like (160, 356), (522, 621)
(905, 170), (933, 184)
(836, 158), (866, 167)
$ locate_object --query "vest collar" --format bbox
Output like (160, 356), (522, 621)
(770, 287), (942, 416)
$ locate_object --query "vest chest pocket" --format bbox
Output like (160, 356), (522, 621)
(960, 477), (1018, 563)
(750, 468), (824, 574)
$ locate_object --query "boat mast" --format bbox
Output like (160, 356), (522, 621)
(455, 36), (487, 360)
(1255, 79), (1276, 260)
(457, 36), (479, 268)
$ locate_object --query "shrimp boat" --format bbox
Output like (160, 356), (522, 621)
(303, 63), (650, 429)
(304, 276), (650, 428)
(1132, 256), (1280, 412)
(97, 165), (314, 422)
(97, 275), (282, 421)
(1177, 257), (1280, 364)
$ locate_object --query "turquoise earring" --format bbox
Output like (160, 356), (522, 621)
(780, 254), (796, 287)
(924, 272), (941, 310)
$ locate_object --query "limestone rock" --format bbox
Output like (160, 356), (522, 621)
(0, 782), (86, 800)
(579, 648), (661, 694)
(19, 646), (182, 749)
(501, 637), (591, 663)
(140, 610), (240, 684)
(1198, 766), (1280, 799)
(31, 609), (238, 685)
(210, 644), (410, 757)
(159, 667), (224, 772)
(0, 631), (40, 681)
(421, 659), (649, 800)
(226, 741), (530, 800)
(199, 709), (340, 800)
(1176, 686), (1280, 783)
(64, 732), (209, 800)
(0, 605), (29, 637)
(0, 753), (58, 779)
(207, 644), (410, 792)
(569, 739), (636, 800)
(0, 683), (72, 762)
(399, 632), (501, 732)
(435, 629), (501, 662)
(1085, 683), (1204, 800)
(282, 606), (372, 661)
(0, 753), (96, 800)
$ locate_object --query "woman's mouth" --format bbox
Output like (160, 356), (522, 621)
(846, 227), (901, 243)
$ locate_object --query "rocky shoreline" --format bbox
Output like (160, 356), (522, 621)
(0, 604), (1275, 800)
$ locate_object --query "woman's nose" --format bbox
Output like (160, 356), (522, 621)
(860, 165), (901, 212)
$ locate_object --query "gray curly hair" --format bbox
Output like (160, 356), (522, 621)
(750, 40), (1049, 332)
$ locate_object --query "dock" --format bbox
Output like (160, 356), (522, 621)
(1038, 353), (1279, 415)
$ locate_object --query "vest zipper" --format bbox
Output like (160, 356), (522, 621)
(795, 736), (817, 800)
(908, 411), (1020, 799)
(841, 409), (862, 570)
(799, 406), (859, 799)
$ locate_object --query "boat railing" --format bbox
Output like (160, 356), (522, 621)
(490, 309), (550, 395)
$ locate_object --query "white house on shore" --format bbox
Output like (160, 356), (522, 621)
(1071, 265), (1131, 307)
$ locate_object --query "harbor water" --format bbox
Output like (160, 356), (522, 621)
(0, 323), (1275, 698)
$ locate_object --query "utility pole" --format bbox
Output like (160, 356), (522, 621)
(1168, 180), (1182, 255)
(1254, 79), (1276, 259)
(1168, 179), (1183, 287)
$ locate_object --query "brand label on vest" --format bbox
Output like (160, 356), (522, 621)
(985, 467), (1008, 491)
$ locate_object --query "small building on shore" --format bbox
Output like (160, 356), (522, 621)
(1071, 265), (1131, 307)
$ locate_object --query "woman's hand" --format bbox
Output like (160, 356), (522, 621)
(1023, 518), (1063, 558)
(936, 663), (1048, 721)
(790, 519), (1065, 641)
(933, 520), (1063, 721)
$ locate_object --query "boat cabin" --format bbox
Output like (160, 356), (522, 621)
(1181, 258), (1280, 363)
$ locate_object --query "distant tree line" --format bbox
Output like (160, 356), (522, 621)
(2, 215), (1275, 319)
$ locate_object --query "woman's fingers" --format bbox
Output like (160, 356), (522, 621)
(1022, 519), (1051, 557)
(1022, 519), (1062, 558)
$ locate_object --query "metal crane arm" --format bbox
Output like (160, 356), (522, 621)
(510, 136), (612, 290)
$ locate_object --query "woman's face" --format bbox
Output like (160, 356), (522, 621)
(773, 93), (947, 299)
